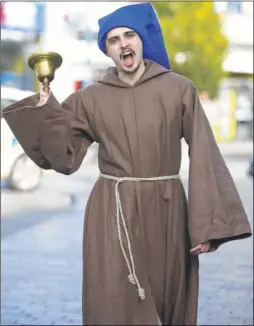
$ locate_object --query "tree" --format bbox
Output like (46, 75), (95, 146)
(153, 2), (229, 98)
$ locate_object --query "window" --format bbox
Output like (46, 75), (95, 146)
(227, 1), (242, 13)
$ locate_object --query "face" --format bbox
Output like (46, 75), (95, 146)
(105, 27), (143, 74)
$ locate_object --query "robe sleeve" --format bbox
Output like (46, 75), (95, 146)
(181, 81), (252, 252)
(2, 90), (96, 175)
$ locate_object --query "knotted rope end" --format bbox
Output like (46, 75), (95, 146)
(128, 274), (136, 285)
(138, 288), (146, 300)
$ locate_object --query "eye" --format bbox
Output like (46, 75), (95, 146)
(109, 37), (118, 44)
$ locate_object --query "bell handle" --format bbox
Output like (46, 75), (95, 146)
(42, 77), (50, 94)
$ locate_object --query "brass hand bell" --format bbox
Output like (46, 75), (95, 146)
(28, 52), (63, 94)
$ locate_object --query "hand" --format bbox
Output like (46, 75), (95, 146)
(190, 241), (211, 255)
(37, 90), (50, 106)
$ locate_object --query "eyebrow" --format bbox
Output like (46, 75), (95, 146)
(107, 30), (135, 42)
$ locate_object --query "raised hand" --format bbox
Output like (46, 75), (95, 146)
(37, 90), (50, 106)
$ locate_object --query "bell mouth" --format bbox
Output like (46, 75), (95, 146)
(28, 52), (63, 70)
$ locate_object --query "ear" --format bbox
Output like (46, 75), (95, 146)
(105, 45), (109, 57)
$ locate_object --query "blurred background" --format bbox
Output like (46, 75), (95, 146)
(1, 1), (253, 325)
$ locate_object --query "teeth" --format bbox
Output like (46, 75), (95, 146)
(120, 51), (134, 60)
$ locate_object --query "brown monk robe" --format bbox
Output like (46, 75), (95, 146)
(2, 60), (252, 325)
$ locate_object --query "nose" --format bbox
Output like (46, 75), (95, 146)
(119, 37), (129, 49)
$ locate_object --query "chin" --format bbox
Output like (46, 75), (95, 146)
(123, 67), (135, 73)
(124, 64), (139, 74)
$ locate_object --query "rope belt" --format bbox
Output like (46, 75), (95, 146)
(100, 173), (180, 300)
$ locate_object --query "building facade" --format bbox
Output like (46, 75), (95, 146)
(39, 2), (130, 101)
(1, 2), (45, 90)
(213, 1), (253, 141)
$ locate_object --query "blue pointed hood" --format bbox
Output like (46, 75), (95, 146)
(97, 2), (170, 70)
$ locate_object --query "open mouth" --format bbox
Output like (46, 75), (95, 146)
(120, 50), (135, 67)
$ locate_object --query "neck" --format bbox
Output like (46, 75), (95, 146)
(117, 60), (146, 86)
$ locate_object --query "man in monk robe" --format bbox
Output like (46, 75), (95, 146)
(2, 3), (252, 325)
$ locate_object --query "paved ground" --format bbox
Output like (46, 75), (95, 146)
(1, 189), (71, 219)
(1, 142), (253, 325)
(198, 177), (253, 326)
